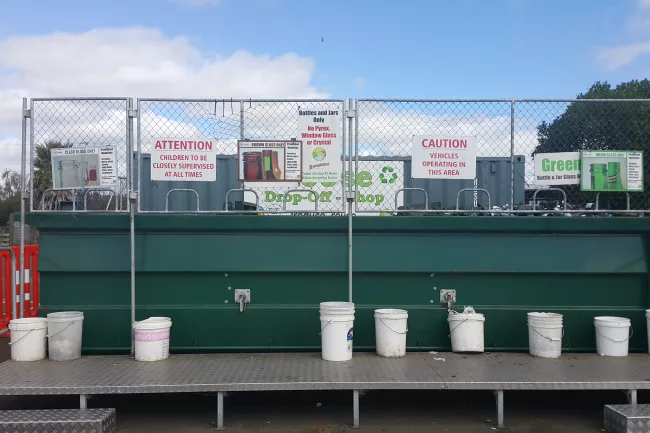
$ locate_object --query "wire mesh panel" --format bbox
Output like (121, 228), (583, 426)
(241, 100), (346, 214)
(515, 99), (650, 212)
(29, 98), (129, 212)
(137, 99), (346, 213)
(137, 99), (242, 212)
(356, 100), (513, 213)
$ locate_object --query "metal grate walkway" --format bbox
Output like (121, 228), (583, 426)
(0, 352), (648, 429)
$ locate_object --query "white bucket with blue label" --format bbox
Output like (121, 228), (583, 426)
(320, 302), (355, 362)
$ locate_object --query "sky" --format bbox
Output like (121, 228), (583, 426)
(1, 0), (649, 176)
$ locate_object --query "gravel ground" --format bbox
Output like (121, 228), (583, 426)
(0, 339), (632, 432)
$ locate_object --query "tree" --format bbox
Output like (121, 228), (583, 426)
(533, 79), (650, 209)
(0, 169), (20, 226)
(33, 141), (73, 210)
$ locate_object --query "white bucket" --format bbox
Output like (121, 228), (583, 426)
(320, 302), (355, 362)
(47, 311), (84, 361)
(9, 317), (48, 362)
(133, 317), (172, 361)
(374, 309), (408, 358)
(448, 312), (485, 353)
(527, 312), (563, 358)
(594, 316), (631, 357)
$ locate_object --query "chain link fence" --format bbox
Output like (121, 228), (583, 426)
(21, 97), (650, 215)
(356, 99), (650, 214)
(29, 98), (130, 212)
(136, 99), (346, 213)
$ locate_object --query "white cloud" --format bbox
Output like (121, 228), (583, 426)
(597, 40), (650, 70)
(598, 0), (650, 69)
(0, 27), (326, 175)
(169, 0), (222, 6)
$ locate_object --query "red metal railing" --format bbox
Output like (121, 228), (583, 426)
(0, 245), (39, 335)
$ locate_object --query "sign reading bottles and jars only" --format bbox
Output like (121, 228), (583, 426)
(297, 108), (343, 183)
(580, 150), (644, 192)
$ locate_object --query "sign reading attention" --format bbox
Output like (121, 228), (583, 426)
(151, 138), (217, 182)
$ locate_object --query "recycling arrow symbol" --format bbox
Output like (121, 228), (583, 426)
(379, 166), (398, 184)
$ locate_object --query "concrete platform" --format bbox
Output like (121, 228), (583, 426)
(0, 352), (648, 429)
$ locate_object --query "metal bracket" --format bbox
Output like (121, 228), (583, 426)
(235, 289), (250, 313)
(626, 389), (638, 404)
(440, 289), (456, 310)
(346, 110), (357, 118)
(23, 109), (32, 118)
(345, 191), (356, 202)
(128, 109), (138, 118)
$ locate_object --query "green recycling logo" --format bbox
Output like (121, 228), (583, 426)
(379, 166), (398, 184)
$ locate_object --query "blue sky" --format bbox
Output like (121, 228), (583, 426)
(1, 0), (649, 174)
(0, 0), (646, 99)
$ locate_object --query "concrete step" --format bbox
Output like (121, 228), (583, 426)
(0, 408), (116, 433)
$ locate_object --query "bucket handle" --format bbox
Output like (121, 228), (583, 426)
(319, 320), (332, 335)
(596, 324), (633, 343)
(528, 322), (564, 342)
(8, 328), (36, 346)
(448, 318), (469, 337)
(46, 321), (75, 339)
(378, 318), (408, 335)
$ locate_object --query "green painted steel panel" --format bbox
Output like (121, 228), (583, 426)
(24, 213), (650, 354)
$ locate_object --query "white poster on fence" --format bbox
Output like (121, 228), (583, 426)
(411, 136), (477, 179)
(50, 146), (118, 190)
(150, 137), (217, 181)
(533, 152), (581, 185)
(297, 108), (342, 183)
(244, 161), (405, 215)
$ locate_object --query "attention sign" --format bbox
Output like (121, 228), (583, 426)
(151, 138), (217, 182)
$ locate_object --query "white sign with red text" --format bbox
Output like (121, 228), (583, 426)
(411, 136), (477, 179)
(297, 108), (342, 183)
(151, 137), (217, 182)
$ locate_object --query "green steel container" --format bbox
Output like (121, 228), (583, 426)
(21, 213), (650, 355)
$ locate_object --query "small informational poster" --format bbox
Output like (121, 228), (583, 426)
(533, 152), (581, 185)
(151, 138), (217, 182)
(580, 150), (644, 192)
(238, 140), (302, 182)
(51, 146), (117, 190)
(297, 108), (342, 183)
(411, 136), (477, 179)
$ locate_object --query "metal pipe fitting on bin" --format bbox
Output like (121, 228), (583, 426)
(532, 188), (568, 211)
(0, 247), (17, 321)
(595, 192), (631, 211)
(282, 189), (319, 211)
(83, 188), (118, 211)
(225, 188), (260, 211)
(394, 188), (429, 212)
(456, 188), (491, 211)
(40, 188), (75, 211)
(165, 189), (200, 212)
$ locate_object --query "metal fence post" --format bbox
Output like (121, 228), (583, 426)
(510, 100), (515, 211)
(348, 98), (355, 303)
(29, 98), (34, 212)
(19, 98), (28, 318)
